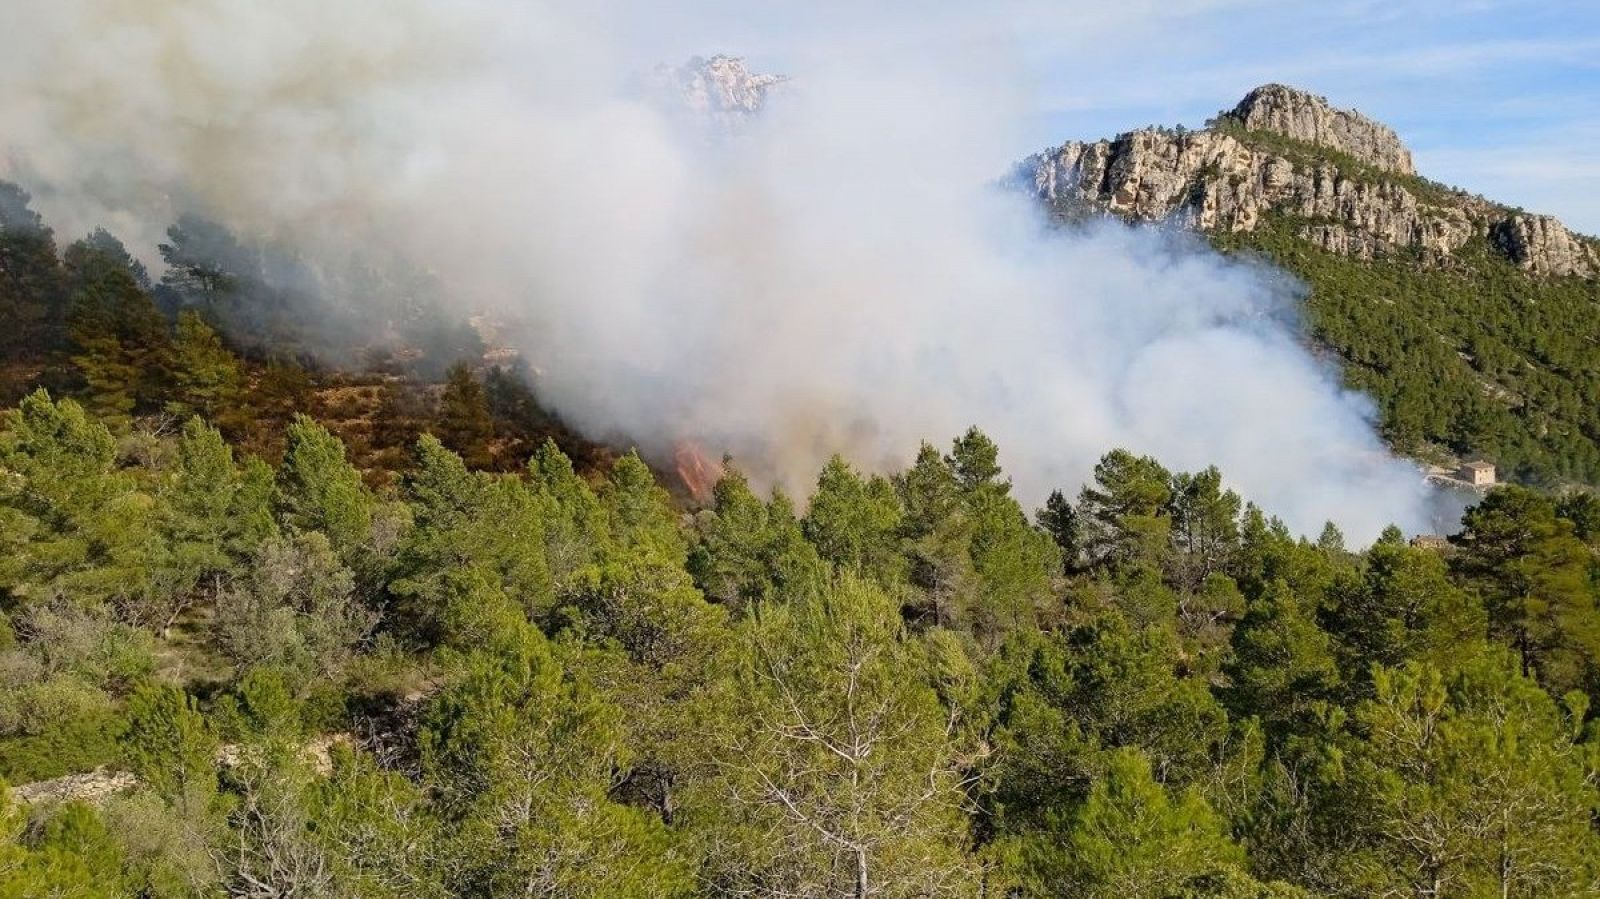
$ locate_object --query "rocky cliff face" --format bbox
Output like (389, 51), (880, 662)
(1490, 214), (1600, 278)
(1226, 84), (1414, 175)
(1020, 86), (1598, 278)
(645, 55), (786, 127)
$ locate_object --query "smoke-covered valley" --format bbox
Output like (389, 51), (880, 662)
(0, 0), (1446, 541)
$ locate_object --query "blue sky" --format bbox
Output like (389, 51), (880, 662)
(613, 0), (1600, 234)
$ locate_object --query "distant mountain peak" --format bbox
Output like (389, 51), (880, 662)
(645, 55), (787, 126)
(1220, 83), (1414, 175)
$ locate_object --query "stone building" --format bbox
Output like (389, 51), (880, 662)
(1457, 461), (1496, 487)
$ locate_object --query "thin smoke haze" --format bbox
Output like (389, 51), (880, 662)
(0, 0), (1446, 541)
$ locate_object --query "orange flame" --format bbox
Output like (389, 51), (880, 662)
(674, 440), (723, 503)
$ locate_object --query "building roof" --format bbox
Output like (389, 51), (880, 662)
(1461, 461), (1495, 471)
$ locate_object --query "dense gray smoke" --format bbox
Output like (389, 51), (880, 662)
(0, 0), (1443, 540)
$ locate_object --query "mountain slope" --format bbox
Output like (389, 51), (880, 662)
(1019, 85), (1600, 484)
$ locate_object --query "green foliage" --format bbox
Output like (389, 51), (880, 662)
(0, 602), (151, 781)
(895, 434), (1057, 646)
(1226, 579), (1340, 733)
(689, 464), (825, 611)
(276, 414), (374, 558)
(802, 455), (906, 584)
(1037, 488), (1080, 570)
(309, 747), (446, 898)
(1079, 449), (1173, 569)
(528, 437), (609, 593)
(989, 614), (1232, 836)
(1004, 747), (1256, 898)
(1333, 652), (1600, 895)
(165, 310), (243, 423)
(0, 786), (124, 899)
(0, 392), (1596, 898)
(433, 362), (494, 469)
(392, 435), (554, 637)
(1214, 216), (1600, 486)
(1454, 485), (1600, 696)
(0, 184), (68, 369)
(0, 391), (171, 620)
(601, 449), (688, 562)
(691, 575), (980, 897)
(120, 683), (218, 816)
(1326, 539), (1485, 678)
(164, 417), (277, 582)
(0, 706), (125, 784)
(64, 237), (171, 428)
(211, 533), (374, 683)
(419, 622), (692, 896)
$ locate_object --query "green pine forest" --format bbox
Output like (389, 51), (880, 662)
(5, 181), (1600, 898)
(1204, 126), (1600, 487)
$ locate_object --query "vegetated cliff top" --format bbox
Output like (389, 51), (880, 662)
(1020, 83), (1598, 279)
(1221, 83), (1414, 176)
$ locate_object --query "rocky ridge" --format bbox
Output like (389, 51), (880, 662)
(1230, 84), (1414, 175)
(1019, 84), (1599, 278)
(644, 55), (787, 127)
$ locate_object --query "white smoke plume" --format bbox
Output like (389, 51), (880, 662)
(0, 0), (1445, 541)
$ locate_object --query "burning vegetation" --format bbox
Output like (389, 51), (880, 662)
(673, 439), (724, 503)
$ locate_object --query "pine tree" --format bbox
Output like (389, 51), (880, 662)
(433, 363), (494, 469)
(390, 435), (554, 636)
(802, 455), (905, 585)
(1078, 449), (1173, 570)
(419, 623), (692, 897)
(120, 683), (218, 818)
(157, 215), (247, 307)
(276, 415), (374, 559)
(1337, 653), (1600, 895)
(1167, 466), (1241, 593)
(166, 310), (243, 423)
(1009, 748), (1258, 898)
(688, 463), (824, 611)
(1326, 539), (1485, 677)
(63, 238), (170, 428)
(601, 450), (687, 562)
(697, 575), (980, 897)
(1037, 488), (1080, 572)
(528, 437), (609, 594)
(0, 181), (68, 366)
(1226, 579), (1340, 733)
(0, 390), (168, 617)
(1455, 486), (1600, 696)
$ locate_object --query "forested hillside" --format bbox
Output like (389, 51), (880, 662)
(6, 384), (1600, 897)
(1213, 221), (1600, 484)
(3, 180), (1600, 897)
(0, 182), (603, 484)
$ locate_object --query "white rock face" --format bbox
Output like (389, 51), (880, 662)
(1018, 85), (1598, 278)
(644, 55), (786, 127)
(1226, 83), (1415, 175)
(10, 767), (137, 805)
(1490, 214), (1600, 277)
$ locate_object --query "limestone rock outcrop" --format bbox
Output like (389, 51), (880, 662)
(10, 767), (137, 805)
(1018, 85), (1597, 279)
(1490, 214), (1600, 277)
(1223, 83), (1414, 175)
(645, 55), (786, 127)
